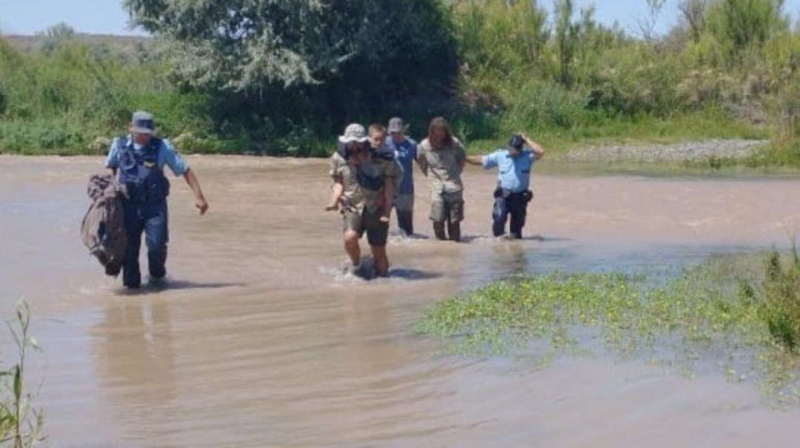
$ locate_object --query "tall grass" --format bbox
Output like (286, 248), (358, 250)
(0, 302), (44, 448)
(756, 245), (800, 351)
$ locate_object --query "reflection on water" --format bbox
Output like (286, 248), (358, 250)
(1, 156), (800, 447)
(91, 300), (178, 445)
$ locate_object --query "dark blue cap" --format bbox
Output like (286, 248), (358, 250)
(508, 134), (524, 150)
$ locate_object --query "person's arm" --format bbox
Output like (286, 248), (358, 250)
(471, 151), (500, 169)
(465, 154), (484, 166)
(456, 140), (466, 172)
(416, 145), (429, 176)
(411, 143), (422, 172)
(105, 138), (120, 176)
(381, 173), (395, 222)
(183, 169), (209, 215)
(162, 139), (208, 215)
(326, 155), (345, 211)
(326, 181), (344, 211)
(521, 134), (545, 160)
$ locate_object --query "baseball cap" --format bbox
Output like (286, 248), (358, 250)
(387, 117), (408, 134)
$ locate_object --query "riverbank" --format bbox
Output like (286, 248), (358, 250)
(5, 126), (800, 174)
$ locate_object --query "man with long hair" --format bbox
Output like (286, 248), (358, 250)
(416, 117), (466, 242)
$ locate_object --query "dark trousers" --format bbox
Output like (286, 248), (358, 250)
(396, 210), (413, 236)
(492, 192), (528, 239)
(122, 199), (169, 288)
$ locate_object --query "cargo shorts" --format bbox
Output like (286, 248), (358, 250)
(342, 206), (389, 246)
(430, 191), (464, 223)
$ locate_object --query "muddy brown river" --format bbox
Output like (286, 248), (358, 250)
(2, 155), (800, 447)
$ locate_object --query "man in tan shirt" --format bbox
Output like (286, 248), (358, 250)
(416, 117), (466, 242)
(326, 123), (397, 277)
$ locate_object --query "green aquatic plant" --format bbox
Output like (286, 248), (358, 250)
(757, 245), (800, 352)
(0, 302), (44, 448)
(415, 250), (800, 403)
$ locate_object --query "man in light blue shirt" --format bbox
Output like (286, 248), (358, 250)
(106, 135), (190, 177)
(467, 133), (545, 239)
(105, 111), (209, 289)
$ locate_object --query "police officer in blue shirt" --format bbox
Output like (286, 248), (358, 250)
(105, 111), (209, 289)
(467, 133), (545, 239)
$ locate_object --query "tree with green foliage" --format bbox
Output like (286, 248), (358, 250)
(124, 0), (335, 89)
(123, 0), (457, 92)
(122, 0), (458, 154)
(554, 0), (578, 87)
(706, 0), (788, 63)
(679, 0), (709, 43)
(639, 0), (667, 41)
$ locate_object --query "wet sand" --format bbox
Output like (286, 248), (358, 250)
(1, 155), (799, 447)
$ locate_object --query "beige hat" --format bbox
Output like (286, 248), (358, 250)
(338, 123), (369, 143)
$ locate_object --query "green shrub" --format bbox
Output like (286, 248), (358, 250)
(760, 247), (800, 351)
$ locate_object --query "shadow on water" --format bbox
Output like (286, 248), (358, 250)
(388, 268), (444, 281)
(458, 234), (573, 244)
(89, 298), (179, 442)
(514, 234), (572, 243)
(116, 280), (246, 296)
(389, 232), (431, 240)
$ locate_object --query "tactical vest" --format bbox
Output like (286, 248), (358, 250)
(117, 136), (170, 203)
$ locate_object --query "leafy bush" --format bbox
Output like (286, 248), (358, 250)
(759, 247), (800, 350)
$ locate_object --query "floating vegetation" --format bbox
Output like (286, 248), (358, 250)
(414, 248), (800, 405)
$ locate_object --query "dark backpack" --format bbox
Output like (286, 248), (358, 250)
(81, 174), (127, 276)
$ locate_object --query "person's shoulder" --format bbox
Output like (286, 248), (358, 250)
(483, 149), (503, 161)
(157, 137), (173, 149)
(374, 147), (396, 162)
(407, 137), (418, 146)
(110, 135), (129, 147)
(331, 152), (346, 164)
(418, 138), (431, 151)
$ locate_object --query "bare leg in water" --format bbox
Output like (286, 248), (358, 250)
(344, 230), (361, 268)
(371, 244), (389, 277)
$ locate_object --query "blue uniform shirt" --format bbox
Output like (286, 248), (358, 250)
(105, 136), (190, 177)
(481, 148), (536, 193)
(388, 137), (418, 195)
